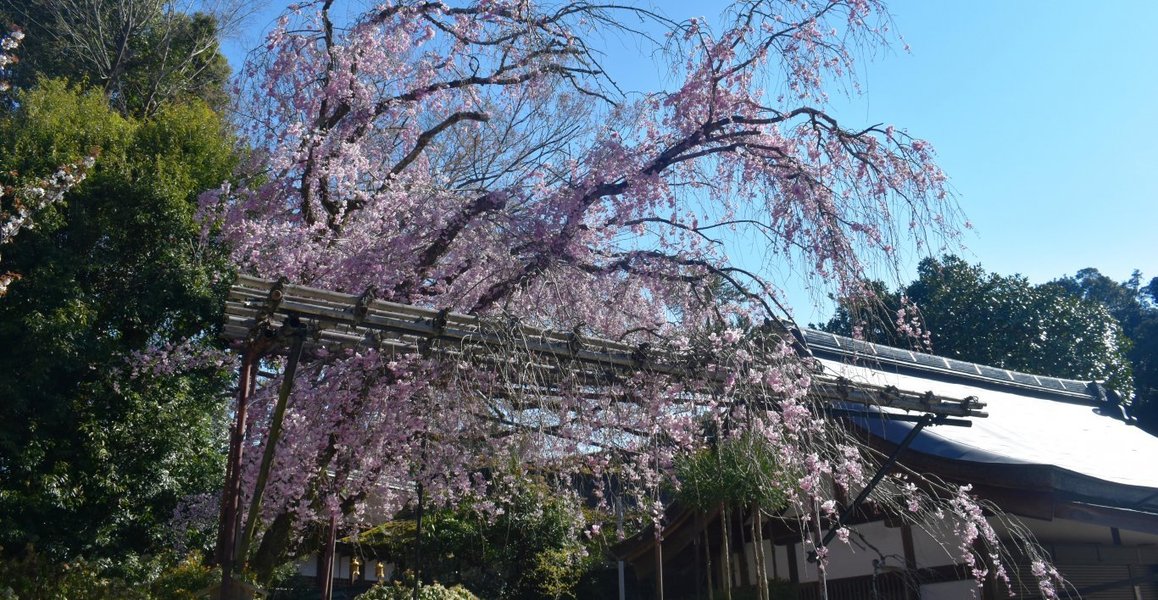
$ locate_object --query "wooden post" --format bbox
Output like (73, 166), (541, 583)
(705, 520), (715, 600)
(238, 329), (306, 561)
(217, 349), (259, 600)
(721, 504), (732, 600)
(413, 481), (425, 600)
(694, 512), (702, 600)
(320, 513), (337, 600)
(753, 506), (768, 600)
(901, 524), (919, 600)
(655, 534), (664, 600)
(617, 495), (626, 600)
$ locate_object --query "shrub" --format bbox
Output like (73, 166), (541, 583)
(355, 581), (479, 600)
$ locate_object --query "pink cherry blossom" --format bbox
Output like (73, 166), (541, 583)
(191, 3), (1058, 597)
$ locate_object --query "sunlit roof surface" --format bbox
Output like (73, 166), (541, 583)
(808, 338), (1158, 492)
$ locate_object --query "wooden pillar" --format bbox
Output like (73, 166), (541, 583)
(901, 524), (919, 600)
(217, 349), (259, 599)
(618, 497), (627, 600)
(320, 513), (337, 600)
(413, 481), (425, 600)
(694, 513), (702, 600)
(238, 331), (305, 561)
(655, 535), (664, 600)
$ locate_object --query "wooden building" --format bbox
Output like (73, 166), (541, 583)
(615, 329), (1158, 600)
(221, 277), (1156, 599)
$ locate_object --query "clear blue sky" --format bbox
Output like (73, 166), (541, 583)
(223, 1), (1158, 322)
(842, 1), (1158, 282)
(802, 0), (1158, 320)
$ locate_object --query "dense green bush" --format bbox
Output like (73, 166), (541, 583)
(148, 555), (219, 600)
(0, 547), (219, 600)
(357, 478), (606, 600)
(0, 79), (235, 570)
(675, 430), (790, 512)
(0, 546), (141, 600)
(355, 582), (479, 600)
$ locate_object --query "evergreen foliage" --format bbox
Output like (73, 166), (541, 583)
(0, 0), (231, 116)
(355, 582), (479, 600)
(675, 430), (789, 512)
(0, 79), (237, 566)
(821, 255), (1136, 400)
(359, 479), (601, 600)
(1051, 268), (1158, 428)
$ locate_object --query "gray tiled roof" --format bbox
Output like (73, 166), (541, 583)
(800, 328), (1107, 404)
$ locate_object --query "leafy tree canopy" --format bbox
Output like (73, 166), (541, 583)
(360, 478), (601, 600)
(675, 430), (789, 513)
(1051, 268), (1158, 427)
(820, 255), (1135, 400)
(0, 79), (237, 565)
(1, 0), (231, 117)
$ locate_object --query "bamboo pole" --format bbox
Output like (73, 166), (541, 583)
(320, 513), (337, 600)
(720, 503), (732, 600)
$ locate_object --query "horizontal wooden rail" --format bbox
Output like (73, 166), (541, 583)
(223, 275), (986, 420)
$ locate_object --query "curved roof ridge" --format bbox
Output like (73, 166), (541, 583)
(799, 327), (1114, 405)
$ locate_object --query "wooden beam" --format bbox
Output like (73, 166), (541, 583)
(222, 276), (987, 420)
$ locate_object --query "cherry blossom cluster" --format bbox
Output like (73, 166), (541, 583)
(1, 29), (100, 296)
(2, 28), (82, 251)
(170, 492), (221, 556)
(0, 28), (23, 92)
(1031, 559), (1063, 600)
(192, 2), (1059, 596)
(894, 294), (932, 350)
(947, 484), (1011, 589)
(1, 157), (95, 243)
(125, 336), (233, 380)
(1, 155), (96, 295)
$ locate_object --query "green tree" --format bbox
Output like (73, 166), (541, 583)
(1, 0), (231, 116)
(676, 430), (790, 600)
(1052, 268), (1158, 428)
(822, 255), (1135, 400)
(0, 80), (236, 567)
(362, 479), (601, 600)
(357, 582), (480, 600)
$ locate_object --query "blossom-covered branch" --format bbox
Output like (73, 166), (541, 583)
(0, 28), (97, 296)
(0, 28), (23, 92)
(200, 2), (1057, 596)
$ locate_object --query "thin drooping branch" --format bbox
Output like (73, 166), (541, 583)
(198, 3), (1061, 595)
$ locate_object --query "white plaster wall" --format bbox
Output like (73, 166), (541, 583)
(795, 543), (819, 583)
(911, 520), (962, 569)
(744, 543), (758, 586)
(920, 580), (977, 600)
(743, 539), (786, 585)
(825, 521), (904, 580)
(773, 544), (789, 581)
(296, 553), (393, 582)
(761, 540), (778, 581)
(784, 522), (908, 583)
(296, 554), (317, 577)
